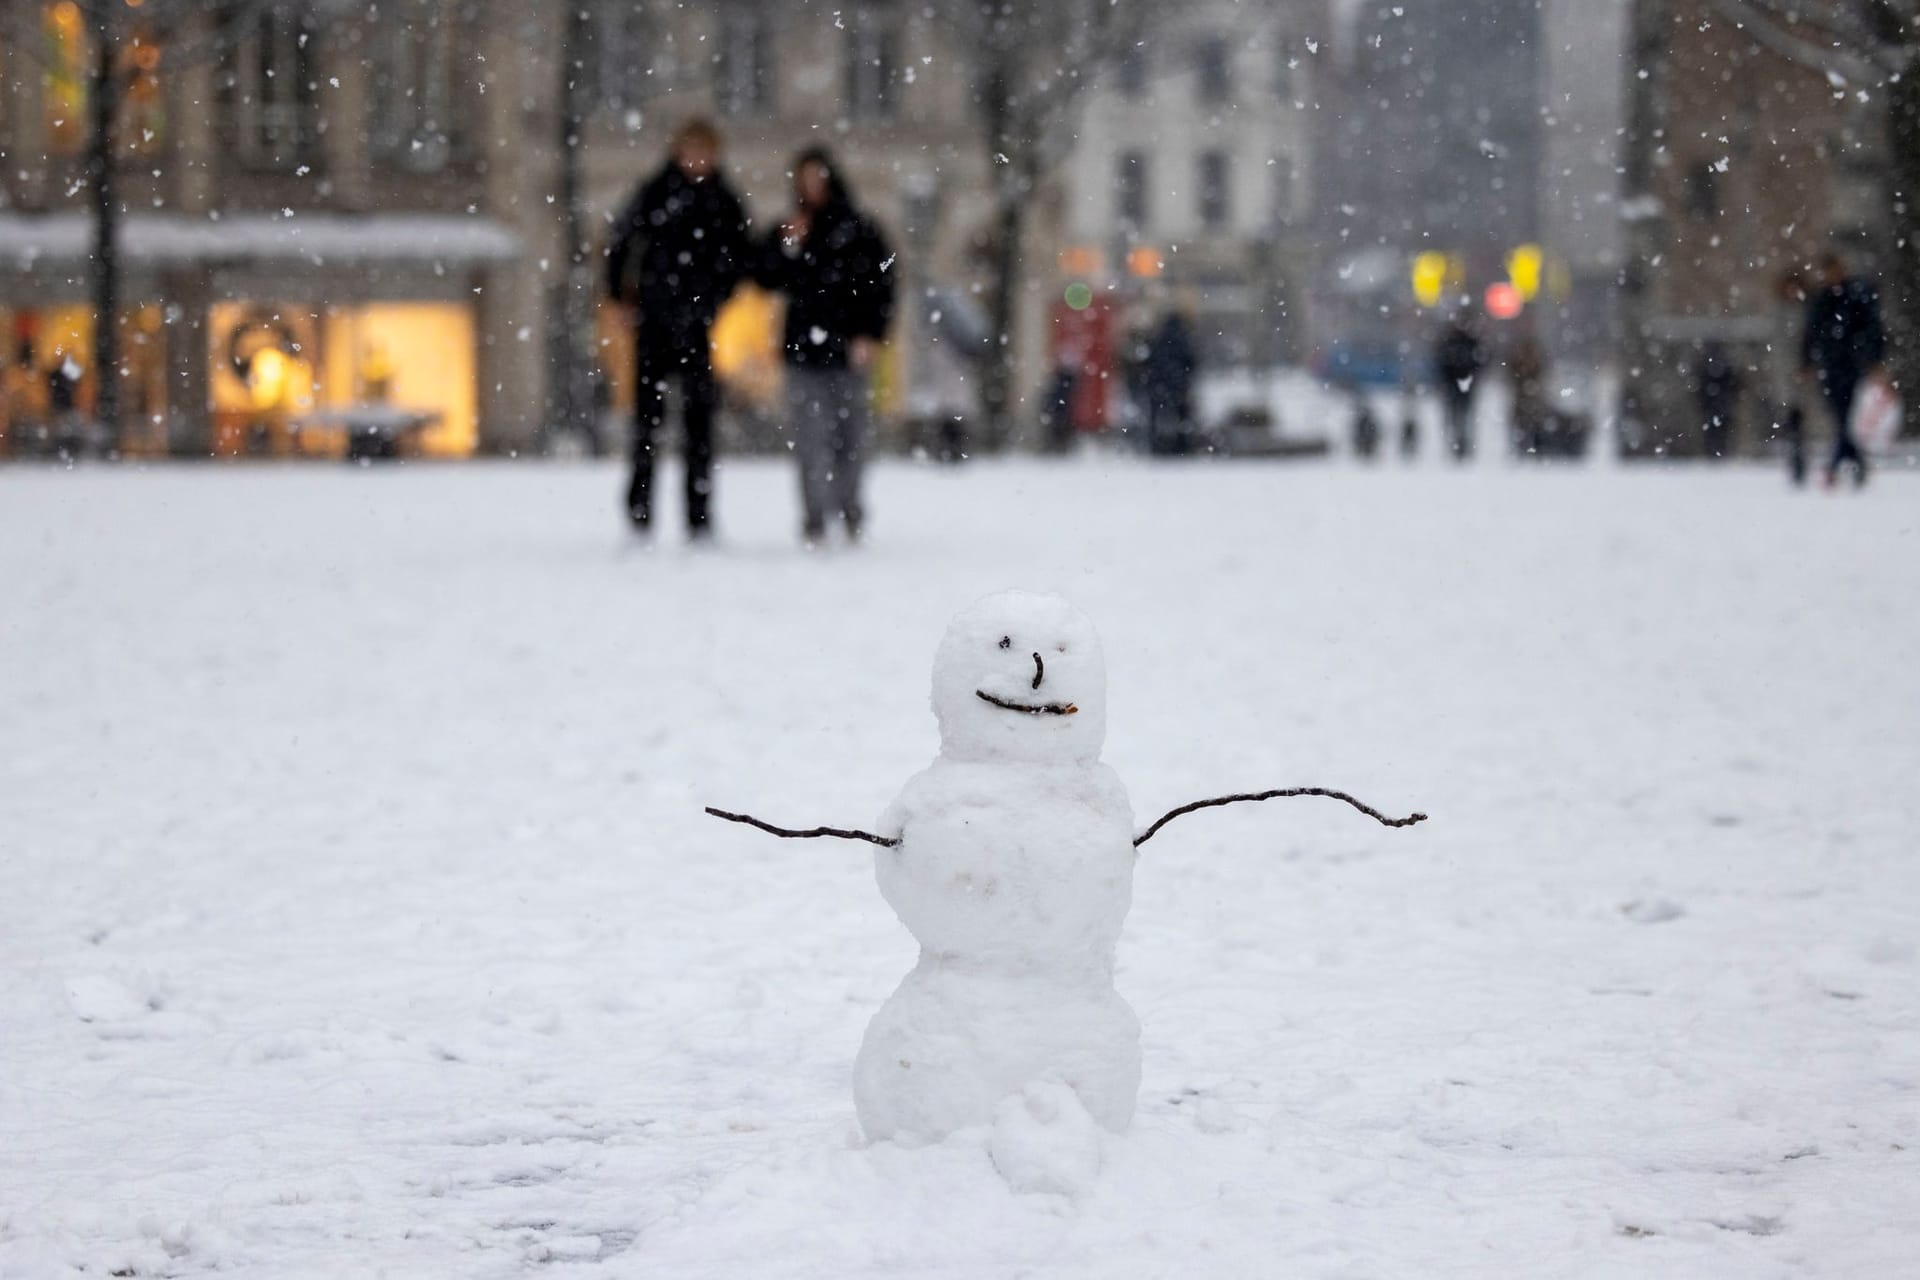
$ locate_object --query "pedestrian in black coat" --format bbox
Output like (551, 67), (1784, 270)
(755, 147), (896, 543)
(1433, 317), (1485, 460)
(1800, 250), (1885, 488)
(604, 119), (752, 536)
(1143, 309), (1198, 457)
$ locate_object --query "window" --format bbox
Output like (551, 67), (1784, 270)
(845, 12), (899, 122)
(1117, 44), (1147, 98)
(42, 0), (88, 155)
(1270, 155), (1294, 227)
(1196, 36), (1231, 106)
(586, 2), (656, 113)
(1199, 151), (1231, 229)
(1117, 151), (1149, 229)
(217, 9), (319, 171)
(368, 2), (469, 173)
(716, 7), (773, 116)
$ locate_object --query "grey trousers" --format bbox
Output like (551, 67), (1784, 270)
(787, 365), (869, 533)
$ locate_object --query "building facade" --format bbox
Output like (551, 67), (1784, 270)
(0, 0), (1321, 458)
(0, 0), (556, 458)
(1619, 0), (1885, 456)
(1057, 0), (1328, 373)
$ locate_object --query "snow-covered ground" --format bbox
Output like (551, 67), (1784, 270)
(3, 455), (1915, 1278)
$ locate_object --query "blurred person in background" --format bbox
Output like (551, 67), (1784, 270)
(757, 147), (895, 546)
(1433, 315), (1486, 461)
(604, 118), (752, 539)
(1800, 250), (1885, 489)
(1143, 301), (1198, 457)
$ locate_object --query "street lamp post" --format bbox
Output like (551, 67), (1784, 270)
(89, 0), (122, 453)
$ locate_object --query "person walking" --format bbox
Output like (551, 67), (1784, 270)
(1142, 306), (1198, 457)
(604, 118), (752, 538)
(1800, 250), (1885, 489)
(1433, 316), (1485, 460)
(757, 148), (895, 545)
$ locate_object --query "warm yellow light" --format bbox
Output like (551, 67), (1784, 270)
(1058, 246), (1101, 277)
(1508, 244), (1544, 302)
(1126, 245), (1163, 278)
(1412, 251), (1449, 308)
(248, 347), (290, 409)
(709, 284), (782, 408)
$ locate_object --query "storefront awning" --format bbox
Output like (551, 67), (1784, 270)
(0, 212), (521, 271)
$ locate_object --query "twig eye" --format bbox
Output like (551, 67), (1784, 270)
(998, 636), (1011, 649)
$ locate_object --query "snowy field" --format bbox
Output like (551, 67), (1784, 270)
(3, 454), (1916, 1278)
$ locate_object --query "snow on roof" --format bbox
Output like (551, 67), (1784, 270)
(0, 213), (521, 270)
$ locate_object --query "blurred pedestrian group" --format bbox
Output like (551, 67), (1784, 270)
(604, 119), (895, 547)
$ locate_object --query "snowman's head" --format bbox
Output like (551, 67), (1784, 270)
(931, 591), (1106, 765)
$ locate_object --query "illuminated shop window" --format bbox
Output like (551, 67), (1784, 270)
(43, 1), (88, 156)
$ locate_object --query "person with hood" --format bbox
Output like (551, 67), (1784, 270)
(1800, 249), (1886, 488)
(604, 118), (752, 538)
(757, 148), (896, 544)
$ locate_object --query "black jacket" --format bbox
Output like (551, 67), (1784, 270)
(756, 198), (895, 370)
(604, 162), (752, 342)
(1434, 323), (1485, 395)
(1802, 278), (1885, 389)
(1143, 314), (1197, 410)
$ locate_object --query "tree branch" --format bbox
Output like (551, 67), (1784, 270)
(1712, 0), (1901, 81)
(705, 806), (899, 848)
(1134, 788), (1428, 848)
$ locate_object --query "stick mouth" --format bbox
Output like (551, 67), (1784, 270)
(976, 689), (1078, 716)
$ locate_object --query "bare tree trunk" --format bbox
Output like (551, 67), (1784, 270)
(1885, 53), (1920, 436)
(983, 188), (1025, 449)
(553, 0), (598, 455)
(977, 66), (1025, 449)
(89, 5), (120, 453)
(1618, 0), (1673, 456)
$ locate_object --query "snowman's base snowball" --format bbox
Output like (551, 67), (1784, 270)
(854, 958), (1141, 1143)
(989, 1079), (1104, 1196)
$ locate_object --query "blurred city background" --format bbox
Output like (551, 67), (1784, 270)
(1, 0), (1911, 467)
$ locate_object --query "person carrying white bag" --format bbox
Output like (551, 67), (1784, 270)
(1849, 372), (1904, 457)
(1801, 250), (1887, 489)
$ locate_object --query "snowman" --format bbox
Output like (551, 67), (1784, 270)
(709, 591), (1423, 1168)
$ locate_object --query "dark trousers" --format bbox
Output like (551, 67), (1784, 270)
(1442, 392), (1474, 459)
(1821, 376), (1868, 484)
(630, 334), (717, 529)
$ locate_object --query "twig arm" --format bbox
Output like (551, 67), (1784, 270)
(1134, 788), (1427, 848)
(706, 806), (899, 848)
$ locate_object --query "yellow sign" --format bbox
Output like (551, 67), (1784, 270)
(1411, 252), (1450, 308)
(1508, 244), (1544, 302)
